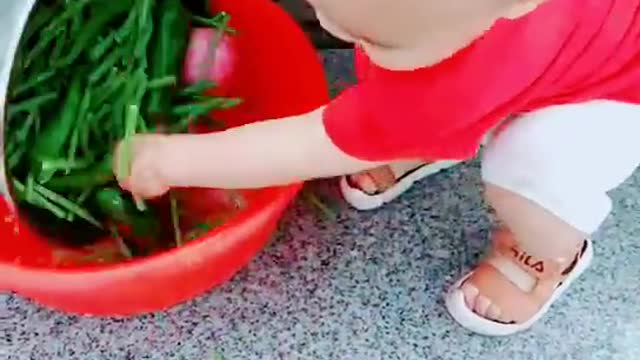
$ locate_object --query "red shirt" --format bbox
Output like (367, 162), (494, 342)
(323, 0), (640, 162)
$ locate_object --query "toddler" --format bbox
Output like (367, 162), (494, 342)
(117, 0), (640, 336)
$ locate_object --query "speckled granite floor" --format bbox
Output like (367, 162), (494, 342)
(1, 50), (639, 360)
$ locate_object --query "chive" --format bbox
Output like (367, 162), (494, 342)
(50, 26), (68, 66)
(66, 188), (94, 222)
(12, 178), (67, 219)
(7, 148), (26, 170)
(67, 90), (91, 171)
(114, 6), (139, 43)
(25, 174), (35, 204)
(147, 76), (177, 89)
(179, 80), (217, 96)
(93, 74), (125, 107)
(22, 5), (57, 44)
(110, 225), (133, 259)
(134, 0), (155, 60)
(302, 190), (337, 220)
(119, 105), (146, 212)
(89, 32), (117, 61)
(11, 70), (56, 98)
(25, 0), (91, 67)
(41, 158), (92, 173)
(185, 221), (216, 241)
(34, 111), (41, 135)
(8, 92), (57, 117)
(118, 105), (139, 179)
(89, 47), (125, 83)
(192, 14), (236, 34)
(33, 182), (102, 228)
(171, 98), (242, 117)
(133, 70), (148, 105)
(170, 192), (182, 247)
(14, 112), (36, 142)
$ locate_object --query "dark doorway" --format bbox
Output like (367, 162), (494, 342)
(274, 0), (351, 49)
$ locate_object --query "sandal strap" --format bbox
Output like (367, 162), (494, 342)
(491, 229), (575, 281)
(367, 166), (398, 192)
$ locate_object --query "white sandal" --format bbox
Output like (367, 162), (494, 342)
(445, 231), (593, 336)
(340, 160), (462, 210)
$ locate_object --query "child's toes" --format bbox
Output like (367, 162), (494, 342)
(486, 303), (502, 321)
(461, 282), (504, 321)
(461, 282), (480, 309)
(352, 173), (378, 194)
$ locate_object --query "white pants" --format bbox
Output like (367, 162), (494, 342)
(482, 100), (640, 234)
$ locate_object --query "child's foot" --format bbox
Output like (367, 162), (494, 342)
(445, 229), (593, 336)
(340, 160), (461, 210)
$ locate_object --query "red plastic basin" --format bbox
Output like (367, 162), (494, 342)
(0, 0), (328, 316)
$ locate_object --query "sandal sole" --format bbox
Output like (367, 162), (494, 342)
(340, 160), (462, 211)
(445, 238), (594, 336)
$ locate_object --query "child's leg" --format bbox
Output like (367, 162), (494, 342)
(446, 100), (640, 335)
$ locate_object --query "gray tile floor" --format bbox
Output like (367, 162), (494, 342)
(1, 50), (639, 360)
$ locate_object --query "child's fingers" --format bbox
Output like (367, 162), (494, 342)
(128, 169), (168, 199)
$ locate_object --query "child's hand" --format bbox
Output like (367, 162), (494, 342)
(114, 134), (172, 199)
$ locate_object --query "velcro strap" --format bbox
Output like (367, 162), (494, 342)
(492, 230), (567, 281)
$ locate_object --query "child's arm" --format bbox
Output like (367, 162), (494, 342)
(117, 107), (382, 198)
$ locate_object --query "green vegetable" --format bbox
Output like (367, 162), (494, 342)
(59, 0), (133, 67)
(6, 1), (244, 257)
(95, 188), (159, 239)
(7, 92), (58, 118)
(32, 74), (83, 173)
(146, 0), (189, 120)
(46, 155), (114, 191)
(25, 0), (91, 67)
